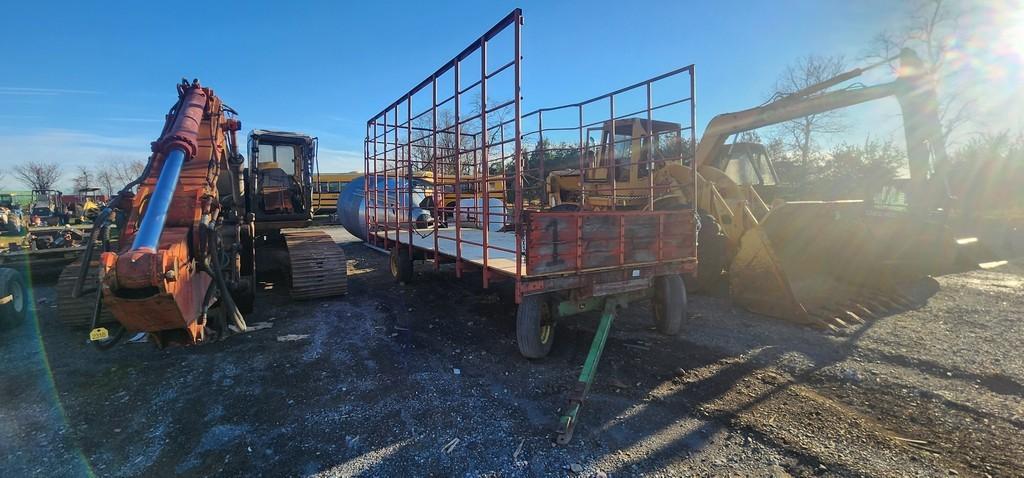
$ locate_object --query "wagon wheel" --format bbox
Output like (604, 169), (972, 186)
(516, 294), (556, 359)
(652, 274), (687, 335)
(390, 247), (414, 284)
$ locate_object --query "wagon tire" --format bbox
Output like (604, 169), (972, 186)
(390, 247), (414, 284)
(653, 274), (686, 335)
(0, 268), (28, 325)
(516, 294), (556, 359)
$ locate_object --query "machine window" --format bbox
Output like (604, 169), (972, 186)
(257, 143), (297, 165)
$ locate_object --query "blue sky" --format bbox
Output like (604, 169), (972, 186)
(1, 1), (1020, 190)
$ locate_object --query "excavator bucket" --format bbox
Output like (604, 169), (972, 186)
(728, 200), (954, 329)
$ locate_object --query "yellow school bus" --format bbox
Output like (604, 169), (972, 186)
(312, 172), (360, 214)
(412, 171), (507, 209)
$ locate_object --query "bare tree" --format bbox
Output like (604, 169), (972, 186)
(93, 157), (147, 195)
(772, 54), (848, 183)
(72, 166), (94, 192)
(868, 0), (971, 142)
(111, 159), (146, 187)
(13, 161), (63, 191)
(96, 168), (116, 197)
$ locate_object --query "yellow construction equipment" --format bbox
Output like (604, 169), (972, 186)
(546, 48), (984, 329)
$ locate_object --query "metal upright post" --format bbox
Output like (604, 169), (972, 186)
(432, 76), (440, 271)
(609, 97), (616, 210)
(365, 124), (371, 246)
(382, 111), (389, 245)
(578, 105), (585, 206)
(394, 108), (400, 244)
(646, 82), (655, 211)
(513, 12), (523, 300)
(536, 111), (544, 206)
(689, 67), (697, 200)
(454, 59), (463, 277)
(480, 37), (490, 288)
(407, 96), (414, 257)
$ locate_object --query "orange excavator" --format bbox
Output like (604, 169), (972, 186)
(63, 79), (346, 348)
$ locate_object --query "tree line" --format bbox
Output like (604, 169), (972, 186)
(7, 158), (145, 197)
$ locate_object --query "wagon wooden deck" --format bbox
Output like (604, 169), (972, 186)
(374, 227), (520, 276)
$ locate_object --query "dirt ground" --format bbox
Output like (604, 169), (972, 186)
(1, 226), (1021, 477)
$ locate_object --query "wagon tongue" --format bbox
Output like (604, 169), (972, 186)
(726, 200), (949, 329)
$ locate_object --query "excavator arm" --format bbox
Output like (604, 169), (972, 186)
(96, 80), (248, 346)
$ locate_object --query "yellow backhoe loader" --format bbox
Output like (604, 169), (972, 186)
(546, 48), (987, 329)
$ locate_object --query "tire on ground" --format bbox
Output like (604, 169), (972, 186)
(0, 267), (28, 324)
(390, 246), (414, 284)
(653, 274), (687, 335)
(516, 294), (556, 359)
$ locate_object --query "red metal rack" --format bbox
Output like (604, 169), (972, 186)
(364, 8), (698, 443)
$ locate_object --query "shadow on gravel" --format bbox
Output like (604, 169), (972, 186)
(588, 318), (884, 476)
(857, 346), (1024, 399)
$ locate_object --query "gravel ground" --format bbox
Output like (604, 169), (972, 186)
(1, 226), (1021, 477)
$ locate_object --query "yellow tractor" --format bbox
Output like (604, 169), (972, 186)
(70, 188), (105, 224)
(546, 48), (985, 329)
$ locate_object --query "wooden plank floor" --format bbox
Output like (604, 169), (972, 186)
(374, 227), (521, 276)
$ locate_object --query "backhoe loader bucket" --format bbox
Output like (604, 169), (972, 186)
(728, 200), (954, 329)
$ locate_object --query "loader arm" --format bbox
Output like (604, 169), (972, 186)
(691, 49), (960, 329)
(694, 48), (948, 213)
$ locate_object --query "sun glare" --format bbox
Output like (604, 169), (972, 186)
(998, 2), (1024, 62)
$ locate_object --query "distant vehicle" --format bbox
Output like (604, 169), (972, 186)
(0, 193), (18, 210)
(30, 189), (66, 226)
(67, 188), (106, 224)
(311, 172), (360, 215)
(412, 170), (507, 221)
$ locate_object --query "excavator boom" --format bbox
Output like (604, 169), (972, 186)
(95, 80), (247, 345)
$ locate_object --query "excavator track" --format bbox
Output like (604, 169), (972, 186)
(56, 260), (115, 327)
(282, 230), (347, 300)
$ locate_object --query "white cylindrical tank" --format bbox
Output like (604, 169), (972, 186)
(337, 175), (434, 240)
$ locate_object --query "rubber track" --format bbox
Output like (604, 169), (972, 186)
(56, 261), (115, 327)
(283, 230), (347, 300)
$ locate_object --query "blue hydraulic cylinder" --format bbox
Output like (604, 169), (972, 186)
(130, 148), (187, 251)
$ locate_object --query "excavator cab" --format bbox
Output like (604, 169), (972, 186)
(247, 130), (318, 232)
